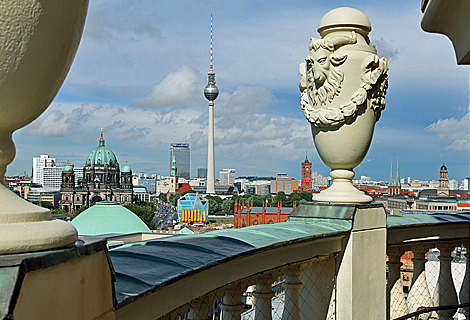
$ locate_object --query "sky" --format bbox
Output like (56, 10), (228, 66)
(7, 0), (470, 182)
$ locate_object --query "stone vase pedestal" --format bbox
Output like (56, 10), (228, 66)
(299, 7), (389, 203)
(0, 1), (89, 254)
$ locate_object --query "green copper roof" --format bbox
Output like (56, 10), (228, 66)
(71, 201), (150, 236)
(84, 133), (118, 168)
(122, 163), (132, 173)
(63, 164), (73, 172)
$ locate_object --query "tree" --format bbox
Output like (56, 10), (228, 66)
(73, 205), (91, 217)
(169, 193), (181, 207)
(32, 200), (54, 210)
(125, 202), (157, 230)
(221, 199), (234, 214)
(272, 191), (286, 206)
(205, 195), (222, 215)
(157, 193), (167, 203)
(52, 208), (68, 215)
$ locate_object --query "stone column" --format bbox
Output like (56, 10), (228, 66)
(282, 265), (304, 320)
(433, 243), (458, 320)
(220, 285), (245, 320)
(387, 247), (409, 320)
(253, 275), (274, 320)
(459, 243), (469, 318)
(407, 245), (432, 320)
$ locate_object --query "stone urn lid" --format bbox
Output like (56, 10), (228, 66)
(318, 7), (371, 36)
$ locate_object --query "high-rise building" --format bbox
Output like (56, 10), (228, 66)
(169, 143), (190, 180)
(219, 169), (235, 185)
(32, 154), (56, 186)
(197, 167), (207, 179)
(271, 173), (299, 195)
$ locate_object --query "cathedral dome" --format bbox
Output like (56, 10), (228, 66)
(122, 163), (132, 173)
(71, 201), (150, 236)
(63, 163), (74, 172)
(84, 132), (118, 168)
(440, 164), (447, 171)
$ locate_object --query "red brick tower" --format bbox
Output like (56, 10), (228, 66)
(300, 153), (312, 192)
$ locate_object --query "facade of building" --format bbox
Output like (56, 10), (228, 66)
(219, 169), (235, 185)
(32, 154), (55, 185)
(245, 180), (271, 195)
(197, 167), (207, 179)
(60, 132), (133, 213)
(234, 201), (294, 228)
(169, 143), (190, 180)
(42, 166), (63, 189)
(270, 173), (299, 195)
(177, 193), (208, 224)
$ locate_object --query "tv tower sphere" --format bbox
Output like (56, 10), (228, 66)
(204, 72), (218, 101)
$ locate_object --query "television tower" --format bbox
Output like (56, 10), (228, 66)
(204, 14), (218, 194)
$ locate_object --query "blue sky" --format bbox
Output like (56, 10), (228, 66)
(7, 0), (470, 182)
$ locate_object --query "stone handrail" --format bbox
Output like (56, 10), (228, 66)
(386, 212), (470, 320)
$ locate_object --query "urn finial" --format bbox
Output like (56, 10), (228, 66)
(300, 7), (389, 203)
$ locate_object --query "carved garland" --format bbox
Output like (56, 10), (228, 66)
(301, 54), (389, 128)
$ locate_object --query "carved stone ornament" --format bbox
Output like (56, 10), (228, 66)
(300, 33), (389, 128)
(0, 1), (89, 254)
(300, 7), (389, 203)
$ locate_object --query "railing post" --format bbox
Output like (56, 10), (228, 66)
(301, 256), (336, 319)
(254, 275), (274, 320)
(407, 244), (432, 320)
(334, 205), (387, 320)
(220, 285), (245, 320)
(459, 243), (469, 318)
(433, 243), (458, 320)
(387, 246), (409, 320)
(282, 265), (303, 320)
(188, 298), (211, 320)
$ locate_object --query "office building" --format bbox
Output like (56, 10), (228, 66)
(197, 167), (207, 179)
(32, 154), (56, 186)
(169, 143), (190, 180)
(219, 169), (235, 185)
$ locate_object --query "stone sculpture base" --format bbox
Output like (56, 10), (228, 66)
(0, 184), (78, 254)
(313, 169), (372, 203)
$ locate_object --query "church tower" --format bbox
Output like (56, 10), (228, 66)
(388, 157), (402, 197)
(169, 155), (179, 194)
(437, 164), (449, 196)
(300, 152), (312, 192)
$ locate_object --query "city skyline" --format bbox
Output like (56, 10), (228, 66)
(6, 0), (469, 182)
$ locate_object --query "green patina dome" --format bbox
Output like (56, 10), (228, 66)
(122, 163), (132, 173)
(63, 163), (74, 172)
(84, 132), (118, 168)
(71, 201), (151, 236)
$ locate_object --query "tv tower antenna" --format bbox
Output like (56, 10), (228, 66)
(204, 14), (219, 194)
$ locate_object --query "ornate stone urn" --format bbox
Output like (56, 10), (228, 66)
(0, 1), (89, 254)
(299, 7), (389, 203)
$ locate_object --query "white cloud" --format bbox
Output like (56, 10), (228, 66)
(24, 105), (92, 137)
(425, 113), (470, 150)
(132, 65), (205, 108)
